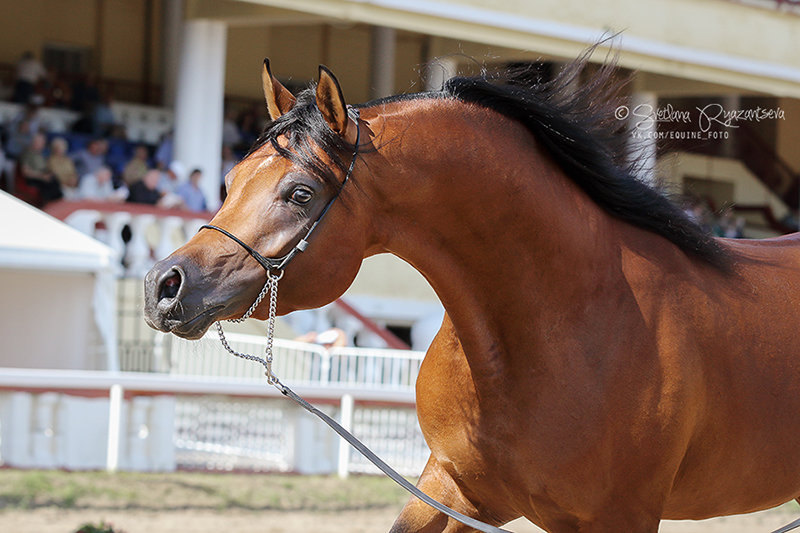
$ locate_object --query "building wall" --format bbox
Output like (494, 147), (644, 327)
(0, 0), (160, 83)
(0, 269), (98, 370)
(225, 23), (426, 101)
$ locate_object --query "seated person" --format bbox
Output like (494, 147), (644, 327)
(47, 137), (79, 194)
(128, 168), (164, 206)
(122, 144), (150, 186)
(20, 132), (62, 203)
(76, 165), (127, 202)
(175, 168), (207, 212)
(72, 137), (108, 177)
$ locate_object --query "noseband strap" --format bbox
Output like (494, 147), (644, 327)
(200, 107), (361, 273)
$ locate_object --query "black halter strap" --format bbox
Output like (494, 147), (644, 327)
(201, 108), (361, 273)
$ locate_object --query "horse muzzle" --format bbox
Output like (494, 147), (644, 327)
(143, 256), (225, 340)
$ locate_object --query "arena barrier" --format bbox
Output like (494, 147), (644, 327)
(0, 340), (429, 477)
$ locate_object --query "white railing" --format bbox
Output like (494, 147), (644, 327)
(155, 332), (425, 392)
(0, 367), (427, 476)
(112, 102), (173, 145)
(0, 101), (172, 143)
(0, 101), (79, 133)
(46, 201), (211, 278)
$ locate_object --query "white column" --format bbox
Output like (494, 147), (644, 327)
(628, 91), (659, 186)
(370, 26), (396, 99)
(161, 0), (183, 108)
(425, 57), (458, 92)
(106, 384), (124, 473)
(174, 19), (227, 210)
(337, 394), (354, 479)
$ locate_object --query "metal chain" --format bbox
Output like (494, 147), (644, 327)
(214, 269), (284, 385)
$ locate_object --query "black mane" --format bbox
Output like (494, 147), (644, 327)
(252, 54), (734, 271)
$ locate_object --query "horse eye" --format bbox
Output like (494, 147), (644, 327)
(289, 187), (313, 205)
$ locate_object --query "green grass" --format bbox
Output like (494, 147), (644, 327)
(0, 469), (411, 512)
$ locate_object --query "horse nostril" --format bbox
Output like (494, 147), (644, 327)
(158, 269), (182, 301)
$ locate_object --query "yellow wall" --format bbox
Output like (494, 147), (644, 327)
(101, 0), (146, 81)
(225, 23), (426, 102)
(0, 0), (156, 82)
(226, 25), (272, 98)
(40, 0), (97, 51)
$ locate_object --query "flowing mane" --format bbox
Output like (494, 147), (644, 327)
(253, 56), (734, 271)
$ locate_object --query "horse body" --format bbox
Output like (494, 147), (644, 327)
(363, 99), (800, 530)
(144, 60), (800, 532)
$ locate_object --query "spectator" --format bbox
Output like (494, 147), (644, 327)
(237, 105), (262, 149)
(176, 168), (207, 212)
(12, 97), (44, 138)
(43, 67), (72, 108)
(72, 138), (108, 178)
(70, 72), (100, 114)
(221, 145), (236, 182)
(20, 132), (62, 203)
(76, 165), (127, 202)
(157, 161), (185, 209)
(295, 328), (348, 350)
(92, 93), (116, 137)
(122, 144), (150, 186)
(128, 168), (163, 205)
(5, 118), (34, 160)
(222, 109), (242, 147)
(154, 131), (173, 169)
(47, 137), (79, 192)
(220, 145), (237, 201)
(12, 51), (46, 104)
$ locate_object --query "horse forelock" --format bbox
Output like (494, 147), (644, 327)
(247, 87), (353, 193)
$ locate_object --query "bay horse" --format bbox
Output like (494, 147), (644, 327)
(144, 54), (800, 532)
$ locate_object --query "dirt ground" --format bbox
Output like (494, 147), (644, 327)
(2, 507), (799, 533)
(1, 470), (798, 533)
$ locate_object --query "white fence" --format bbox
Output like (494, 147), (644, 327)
(0, 341), (430, 477)
(60, 206), (209, 278)
(146, 332), (424, 391)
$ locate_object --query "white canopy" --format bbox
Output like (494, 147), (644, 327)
(0, 192), (114, 271)
(0, 191), (118, 370)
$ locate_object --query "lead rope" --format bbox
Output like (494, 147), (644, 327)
(215, 269), (283, 384)
(211, 272), (511, 533)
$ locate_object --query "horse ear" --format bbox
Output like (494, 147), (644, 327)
(315, 65), (350, 137)
(262, 58), (296, 120)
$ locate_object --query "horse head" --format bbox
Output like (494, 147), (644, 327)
(144, 61), (372, 339)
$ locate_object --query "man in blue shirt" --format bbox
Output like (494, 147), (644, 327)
(175, 168), (207, 212)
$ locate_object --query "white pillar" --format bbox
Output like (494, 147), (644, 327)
(628, 91), (659, 186)
(174, 19), (227, 210)
(161, 0), (183, 108)
(106, 384), (124, 473)
(425, 57), (458, 92)
(370, 26), (396, 99)
(337, 394), (354, 479)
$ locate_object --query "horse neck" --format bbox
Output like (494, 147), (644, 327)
(364, 101), (621, 367)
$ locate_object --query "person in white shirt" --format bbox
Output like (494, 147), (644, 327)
(76, 166), (128, 202)
(13, 51), (46, 104)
